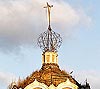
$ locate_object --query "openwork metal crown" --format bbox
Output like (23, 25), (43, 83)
(37, 27), (62, 52)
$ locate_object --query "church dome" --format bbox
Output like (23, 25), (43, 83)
(8, 2), (90, 89)
(17, 64), (77, 88)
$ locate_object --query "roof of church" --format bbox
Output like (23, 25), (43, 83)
(15, 3), (77, 88)
(17, 63), (77, 88)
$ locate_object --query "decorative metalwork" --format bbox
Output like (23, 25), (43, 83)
(38, 28), (62, 52)
(37, 2), (62, 52)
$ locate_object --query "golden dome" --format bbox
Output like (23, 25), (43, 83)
(17, 63), (77, 88)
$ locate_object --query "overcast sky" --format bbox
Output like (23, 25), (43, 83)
(0, 0), (100, 89)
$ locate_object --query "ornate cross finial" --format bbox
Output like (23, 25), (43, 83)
(44, 2), (53, 30)
(38, 2), (62, 52)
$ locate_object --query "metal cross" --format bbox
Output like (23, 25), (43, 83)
(44, 2), (53, 29)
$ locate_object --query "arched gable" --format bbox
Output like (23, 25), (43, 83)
(57, 79), (78, 89)
(24, 80), (48, 89)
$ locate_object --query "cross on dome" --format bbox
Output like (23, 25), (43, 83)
(37, 2), (62, 52)
(44, 2), (53, 30)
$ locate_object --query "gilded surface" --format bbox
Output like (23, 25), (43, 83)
(17, 64), (77, 88)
